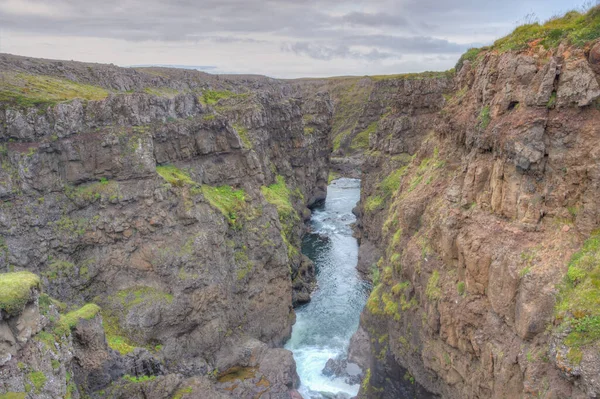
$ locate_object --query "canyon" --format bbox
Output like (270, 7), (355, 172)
(1, 6), (600, 399)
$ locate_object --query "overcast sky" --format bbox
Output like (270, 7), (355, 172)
(0, 0), (593, 78)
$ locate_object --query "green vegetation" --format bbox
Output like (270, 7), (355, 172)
(261, 175), (300, 258)
(547, 92), (557, 109)
(0, 73), (109, 109)
(107, 335), (136, 355)
(68, 179), (121, 203)
(123, 374), (156, 383)
(364, 195), (384, 212)
(55, 304), (100, 336)
(327, 171), (340, 184)
(232, 123), (253, 149)
(201, 185), (247, 227)
(156, 165), (196, 186)
(370, 263), (381, 286)
(332, 129), (350, 152)
(200, 89), (237, 105)
(478, 106), (491, 130)
(457, 281), (466, 296)
(492, 6), (600, 52)
(555, 230), (600, 360)
(27, 371), (47, 394)
(426, 270), (442, 301)
(455, 48), (483, 71)
(350, 122), (377, 150)
(0, 271), (41, 315)
(172, 387), (193, 399)
(0, 393), (26, 399)
(217, 366), (257, 383)
(143, 87), (180, 98)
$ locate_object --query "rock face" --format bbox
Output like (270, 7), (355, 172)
(354, 42), (600, 398)
(0, 53), (330, 398)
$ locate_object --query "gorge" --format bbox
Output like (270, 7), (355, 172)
(2, 6), (600, 399)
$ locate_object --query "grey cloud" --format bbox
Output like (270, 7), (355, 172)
(341, 12), (409, 27)
(283, 42), (397, 61)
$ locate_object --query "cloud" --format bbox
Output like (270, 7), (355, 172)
(0, 0), (585, 77)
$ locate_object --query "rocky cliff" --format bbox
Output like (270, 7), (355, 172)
(353, 7), (600, 399)
(0, 53), (331, 398)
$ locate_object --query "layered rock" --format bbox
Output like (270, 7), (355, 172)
(353, 38), (600, 398)
(0, 53), (331, 398)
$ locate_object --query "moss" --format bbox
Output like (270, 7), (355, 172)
(35, 330), (58, 352)
(566, 346), (584, 364)
(455, 48), (483, 71)
(555, 230), (600, 350)
(143, 87), (180, 98)
(457, 281), (466, 296)
(54, 303), (100, 336)
(261, 176), (300, 258)
(364, 195), (384, 212)
(27, 371), (46, 394)
(0, 271), (41, 316)
(327, 171), (340, 184)
(171, 387), (193, 399)
(0, 72), (109, 109)
(379, 167), (408, 197)
(426, 270), (442, 301)
(123, 374), (157, 383)
(201, 185), (247, 227)
(0, 393), (26, 399)
(332, 129), (351, 152)
(478, 106), (491, 130)
(156, 165), (196, 187)
(117, 287), (173, 309)
(547, 92), (557, 109)
(232, 123), (253, 149)
(492, 6), (600, 52)
(200, 89), (237, 105)
(362, 368), (371, 391)
(69, 179), (121, 203)
(350, 122), (377, 150)
(217, 366), (257, 383)
(107, 335), (136, 355)
(304, 126), (315, 135)
(43, 260), (74, 281)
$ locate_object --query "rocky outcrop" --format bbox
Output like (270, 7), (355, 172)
(353, 37), (600, 398)
(0, 53), (330, 398)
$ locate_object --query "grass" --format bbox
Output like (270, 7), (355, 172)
(426, 270), (442, 301)
(232, 123), (253, 149)
(328, 171), (340, 184)
(492, 6), (600, 52)
(0, 72), (109, 109)
(555, 230), (600, 357)
(478, 106), (491, 130)
(457, 281), (466, 296)
(351, 122), (377, 150)
(27, 371), (47, 394)
(201, 185), (247, 227)
(364, 195), (384, 212)
(54, 303), (100, 336)
(455, 48), (483, 71)
(261, 176), (299, 258)
(0, 271), (41, 316)
(200, 89), (237, 105)
(0, 393), (26, 399)
(156, 165), (196, 187)
(172, 387), (193, 399)
(123, 375), (156, 383)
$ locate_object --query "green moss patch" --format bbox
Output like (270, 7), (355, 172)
(232, 123), (253, 149)
(350, 122), (377, 150)
(217, 366), (257, 383)
(27, 371), (47, 394)
(425, 270), (442, 301)
(172, 387), (193, 399)
(556, 230), (600, 354)
(201, 185), (247, 227)
(0, 73), (108, 109)
(0, 271), (41, 316)
(0, 393), (26, 399)
(492, 6), (600, 52)
(156, 165), (196, 187)
(55, 303), (100, 336)
(200, 90), (236, 105)
(261, 175), (300, 258)
(123, 375), (156, 383)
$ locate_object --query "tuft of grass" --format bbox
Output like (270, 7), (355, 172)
(232, 123), (253, 149)
(200, 89), (236, 105)
(350, 122), (377, 150)
(455, 48), (483, 71)
(364, 195), (384, 213)
(0, 73), (108, 109)
(27, 371), (47, 394)
(156, 165), (196, 187)
(123, 374), (156, 383)
(261, 176), (300, 258)
(478, 106), (491, 130)
(172, 387), (193, 399)
(0, 271), (41, 316)
(457, 281), (466, 296)
(492, 7), (600, 52)
(426, 270), (442, 301)
(547, 92), (557, 109)
(327, 171), (340, 184)
(54, 303), (100, 336)
(0, 393), (26, 399)
(201, 185), (247, 227)
(555, 230), (600, 352)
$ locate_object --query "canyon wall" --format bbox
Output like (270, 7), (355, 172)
(0, 53), (331, 398)
(353, 36), (600, 399)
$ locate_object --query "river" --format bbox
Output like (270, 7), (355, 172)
(285, 178), (369, 398)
